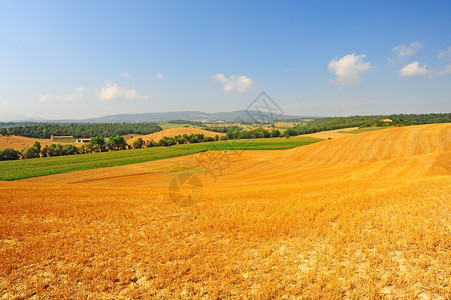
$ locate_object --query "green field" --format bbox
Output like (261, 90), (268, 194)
(159, 123), (203, 130)
(0, 136), (322, 180)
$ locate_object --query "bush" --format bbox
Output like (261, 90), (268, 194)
(0, 148), (21, 161)
(132, 138), (144, 149)
(21, 147), (40, 159)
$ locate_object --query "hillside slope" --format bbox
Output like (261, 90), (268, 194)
(125, 127), (224, 143)
(0, 135), (63, 150)
(27, 123), (450, 187)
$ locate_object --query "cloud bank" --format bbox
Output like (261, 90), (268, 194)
(439, 64), (451, 75)
(438, 46), (451, 59)
(39, 87), (85, 102)
(392, 42), (423, 57)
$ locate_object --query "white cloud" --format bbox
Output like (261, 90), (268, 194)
(122, 72), (129, 77)
(439, 64), (451, 75)
(97, 80), (149, 100)
(156, 72), (165, 80)
(328, 54), (371, 85)
(212, 73), (253, 92)
(398, 61), (429, 77)
(393, 42), (423, 57)
(438, 46), (451, 59)
(39, 87), (85, 102)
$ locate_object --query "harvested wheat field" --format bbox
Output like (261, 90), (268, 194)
(0, 136), (57, 151)
(125, 128), (225, 144)
(304, 127), (360, 139)
(1, 124), (450, 299)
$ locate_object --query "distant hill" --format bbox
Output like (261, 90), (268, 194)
(0, 114), (46, 122)
(82, 110), (303, 123)
(0, 110), (306, 123)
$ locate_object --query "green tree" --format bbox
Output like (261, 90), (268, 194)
(0, 148), (21, 161)
(41, 145), (50, 157)
(32, 141), (41, 152)
(270, 129), (281, 137)
(21, 147), (40, 159)
(88, 136), (106, 152)
(132, 138), (144, 149)
(48, 144), (63, 156)
(63, 144), (78, 155)
(146, 139), (157, 147)
(109, 135), (127, 150)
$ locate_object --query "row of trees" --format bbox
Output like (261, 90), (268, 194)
(155, 133), (218, 147)
(0, 123), (162, 139)
(204, 113), (451, 138)
(283, 113), (451, 131)
(0, 136), (130, 161)
(224, 128), (281, 139)
(0, 133), (220, 161)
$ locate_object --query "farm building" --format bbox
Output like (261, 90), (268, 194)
(75, 138), (91, 143)
(51, 135), (74, 140)
(381, 119), (393, 123)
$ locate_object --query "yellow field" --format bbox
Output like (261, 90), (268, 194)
(1, 123), (450, 298)
(124, 128), (225, 144)
(0, 135), (60, 150)
(303, 127), (359, 139)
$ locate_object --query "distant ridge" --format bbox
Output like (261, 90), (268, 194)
(82, 110), (304, 123)
(0, 110), (306, 123)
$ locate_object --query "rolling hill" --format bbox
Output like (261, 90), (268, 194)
(124, 127), (225, 143)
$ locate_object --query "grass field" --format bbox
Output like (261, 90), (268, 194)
(1, 123), (449, 298)
(0, 136), (321, 181)
(159, 123), (204, 130)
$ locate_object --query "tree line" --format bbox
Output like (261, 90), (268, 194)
(0, 133), (220, 161)
(204, 113), (451, 137)
(286, 113), (451, 131)
(0, 123), (162, 139)
(1, 113), (449, 162)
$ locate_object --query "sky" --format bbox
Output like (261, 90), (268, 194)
(0, 0), (450, 120)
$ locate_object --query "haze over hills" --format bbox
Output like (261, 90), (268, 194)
(0, 110), (305, 123)
(0, 114), (46, 123)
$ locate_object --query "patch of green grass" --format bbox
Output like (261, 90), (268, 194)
(0, 136), (322, 181)
(340, 127), (387, 134)
(211, 136), (322, 150)
(159, 123), (204, 130)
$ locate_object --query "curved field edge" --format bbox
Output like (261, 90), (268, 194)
(0, 136), (322, 181)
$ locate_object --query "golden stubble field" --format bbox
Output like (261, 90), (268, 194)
(124, 128), (225, 144)
(0, 136), (59, 151)
(0, 124), (450, 299)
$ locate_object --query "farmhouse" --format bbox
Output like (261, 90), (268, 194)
(381, 118), (393, 123)
(50, 135), (74, 140)
(75, 138), (91, 143)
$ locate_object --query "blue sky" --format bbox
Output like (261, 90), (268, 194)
(0, 0), (450, 120)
